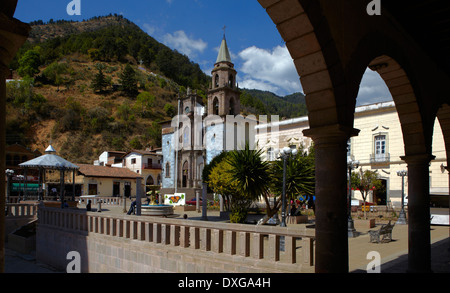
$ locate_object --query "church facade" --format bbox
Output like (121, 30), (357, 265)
(161, 35), (241, 199)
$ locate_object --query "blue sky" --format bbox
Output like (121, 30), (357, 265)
(14, 0), (391, 104)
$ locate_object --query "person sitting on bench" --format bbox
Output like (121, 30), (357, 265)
(127, 200), (137, 215)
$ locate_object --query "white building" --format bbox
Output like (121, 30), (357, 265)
(256, 101), (449, 208)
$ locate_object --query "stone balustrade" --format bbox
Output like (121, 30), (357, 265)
(38, 207), (315, 269)
(8, 196), (123, 205)
(6, 203), (38, 218)
(75, 196), (123, 205)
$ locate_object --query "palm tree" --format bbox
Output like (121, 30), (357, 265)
(226, 143), (271, 223)
(227, 143), (271, 200)
(268, 145), (315, 222)
(271, 147), (315, 200)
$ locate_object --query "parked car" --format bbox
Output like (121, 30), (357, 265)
(185, 198), (211, 206)
(186, 198), (200, 205)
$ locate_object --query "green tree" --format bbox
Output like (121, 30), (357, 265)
(119, 64), (138, 97)
(116, 102), (133, 122)
(164, 103), (176, 118)
(17, 48), (41, 77)
(57, 97), (85, 133)
(208, 155), (237, 213)
(88, 48), (101, 61)
(134, 91), (155, 117)
(85, 106), (111, 133)
(270, 145), (315, 219)
(6, 77), (49, 117)
(351, 168), (382, 219)
(129, 137), (143, 150)
(91, 68), (109, 93)
(146, 122), (162, 148)
(226, 143), (271, 223)
(41, 61), (71, 90)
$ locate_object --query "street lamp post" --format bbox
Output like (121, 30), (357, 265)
(347, 157), (359, 238)
(5, 169), (14, 205)
(396, 170), (408, 224)
(276, 147), (298, 228)
(275, 146), (298, 252)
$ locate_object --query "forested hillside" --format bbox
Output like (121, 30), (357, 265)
(7, 15), (210, 163)
(240, 89), (307, 119)
(6, 15), (307, 163)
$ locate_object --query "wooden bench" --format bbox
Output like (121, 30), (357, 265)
(368, 221), (395, 243)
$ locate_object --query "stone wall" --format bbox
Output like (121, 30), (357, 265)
(36, 208), (315, 273)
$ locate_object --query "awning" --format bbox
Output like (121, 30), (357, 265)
(18, 145), (79, 170)
(11, 183), (39, 192)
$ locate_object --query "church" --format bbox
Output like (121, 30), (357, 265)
(160, 34), (242, 199)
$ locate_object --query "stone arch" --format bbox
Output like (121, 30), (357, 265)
(369, 55), (428, 156)
(165, 162), (171, 178)
(229, 97), (235, 115)
(214, 74), (219, 88)
(228, 74), (234, 88)
(345, 31), (431, 156)
(437, 104), (450, 166)
(182, 160), (189, 188)
(146, 175), (155, 186)
(213, 97), (219, 115)
(260, 0), (346, 129)
(259, 0), (446, 274)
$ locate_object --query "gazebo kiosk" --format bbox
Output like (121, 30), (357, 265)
(19, 145), (79, 208)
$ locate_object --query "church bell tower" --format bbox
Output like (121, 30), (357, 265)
(207, 34), (240, 117)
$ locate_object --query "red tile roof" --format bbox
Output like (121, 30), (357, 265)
(77, 164), (143, 179)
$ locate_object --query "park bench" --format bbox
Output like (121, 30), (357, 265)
(368, 221), (395, 243)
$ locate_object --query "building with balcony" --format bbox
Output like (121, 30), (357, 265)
(256, 101), (448, 208)
(122, 149), (162, 193)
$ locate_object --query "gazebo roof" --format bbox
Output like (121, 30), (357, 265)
(19, 145), (79, 170)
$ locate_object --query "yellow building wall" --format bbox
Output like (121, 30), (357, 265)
(256, 102), (448, 207)
(75, 176), (140, 198)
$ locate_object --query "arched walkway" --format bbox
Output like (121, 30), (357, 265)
(1, 0), (449, 274)
(260, 0), (450, 273)
(0, 1), (31, 273)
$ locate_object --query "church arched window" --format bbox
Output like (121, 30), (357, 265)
(165, 162), (171, 178)
(229, 98), (235, 115)
(213, 97), (219, 115)
(184, 126), (190, 146)
(214, 74), (219, 88)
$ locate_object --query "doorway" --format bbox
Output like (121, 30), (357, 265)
(374, 179), (387, 205)
(124, 182), (131, 198)
(113, 182), (120, 197)
(182, 161), (189, 188)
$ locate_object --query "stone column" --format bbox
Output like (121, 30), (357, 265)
(401, 154), (435, 273)
(304, 125), (359, 273)
(135, 177), (142, 215)
(446, 166), (450, 250)
(0, 64), (7, 273)
(0, 8), (31, 272)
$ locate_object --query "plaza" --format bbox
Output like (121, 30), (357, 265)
(4, 203), (450, 273)
(1, 0), (450, 274)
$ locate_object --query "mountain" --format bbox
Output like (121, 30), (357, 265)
(7, 15), (209, 163)
(13, 14), (210, 90)
(240, 89), (307, 119)
(6, 15), (307, 163)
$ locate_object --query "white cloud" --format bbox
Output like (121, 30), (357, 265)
(238, 45), (302, 96)
(163, 30), (207, 59)
(142, 23), (156, 36)
(357, 68), (392, 105)
(239, 79), (280, 93)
